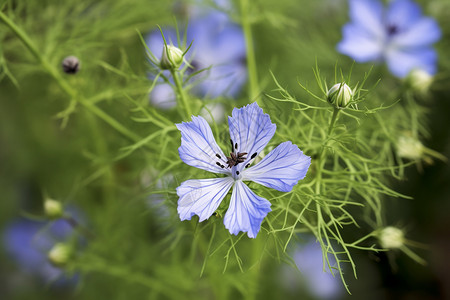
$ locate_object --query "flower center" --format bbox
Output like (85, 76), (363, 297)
(386, 24), (399, 37)
(214, 139), (258, 170)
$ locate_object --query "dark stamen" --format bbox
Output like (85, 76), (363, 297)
(235, 143), (238, 150)
(236, 171), (240, 175)
(216, 162), (221, 167)
(220, 164), (225, 168)
(230, 139), (234, 151)
(226, 151), (248, 168)
(216, 154), (221, 159)
(251, 152), (257, 159)
(245, 164), (250, 168)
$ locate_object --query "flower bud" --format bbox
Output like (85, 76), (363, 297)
(397, 134), (423, 160)
(160, 45), (184, 70)
(406, 69), (433, 94)
(48, 243), (72, 267)
(44, 198), (63, 219)
(327, 83), (352, 108)
(379, 226), (404, 249)
(62, 56), (80, 74)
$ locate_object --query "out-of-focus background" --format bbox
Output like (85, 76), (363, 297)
(0, 0), (449, 299)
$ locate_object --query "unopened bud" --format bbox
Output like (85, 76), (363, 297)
(407, 69), (433, 94)
(62, 56), (80, 74)
(48, 243), (72, 267)
(397, 134), (423, 160)
(160, 45), (183, 70)
(327, 83), (352, 108)
(379, 226), (404, 249)
(44, 198), (63, 219)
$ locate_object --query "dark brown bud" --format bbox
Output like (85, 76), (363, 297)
(62, 56), (80, 74)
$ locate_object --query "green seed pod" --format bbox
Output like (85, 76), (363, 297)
(327, 83), (353, 108)
(160, 45), (184, 70)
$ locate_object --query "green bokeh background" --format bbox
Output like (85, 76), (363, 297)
(0, 0), (449, 299)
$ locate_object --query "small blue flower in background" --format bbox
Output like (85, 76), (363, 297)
(281, 239), (343, 300)
(176, 102), (311, 238)
(146, 10), (246, 108)
(3, 210), (83, 285)
(338, 0), (441, 78)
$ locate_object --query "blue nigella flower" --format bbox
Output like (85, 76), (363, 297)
(3, 212), (82, 285)
(337, 0), (441, 78)
(176, 102), (311, 238)
(146, 10), (246, 108)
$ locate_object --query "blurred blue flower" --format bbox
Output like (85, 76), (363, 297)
(176, 102), (311, 238)
(3, 212), (82, 285)
(337, 0), (441, 78)
(281, 239), (343, 300)
(146, 10), (246, 108)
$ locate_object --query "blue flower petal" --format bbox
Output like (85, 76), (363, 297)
(337, 24), (383, 62)
(386, 0), (422, 30)
(385, 47), (437, 77)
(392, 17), (442, 48)
(146, 11), (246, 100)
(293, 240), (343, 299)
(177, 178), (234, 222)
(243, 141), (311, 192)
(186, 13), (246, 98)
(212, 25), (246, 64)
(3, 218), (77, 284)
(195, 63), (247, 98)
(188, 12), (232, 58)
(149, 83), (177, 109)
(349, 0), (384, 37)
(223, 180), (271, 238)
(228, 102), (276, 172)
(177, 116), (230, 174)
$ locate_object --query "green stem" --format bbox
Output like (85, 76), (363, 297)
(246, 237), (262, 300)
(327, 107), (340, 136)
(0, 11), (42, 63)
(77, 254), (183, 298)
(171, 69), (192, 118)
(0, 11), (141, 142)
(314, 108), (340, 248)
(315, 107), (340, 194)
(405, 91), (419, 138)
(240, 0), (260, 102)
(84, 110), (115, 204)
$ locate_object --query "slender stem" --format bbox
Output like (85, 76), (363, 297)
(170, 69), (192, 118)
(405, 91), (419, 138)
(84, 110), (116, 204)
(327, 107), (340, 136)
(240, 0), (260, 102)
(0, 11), (42, 63)
(77, 254), (183, 298)
(0, 11), (141, 142)
(246, 237), (262, 300)
(315, 107), (341, 194)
